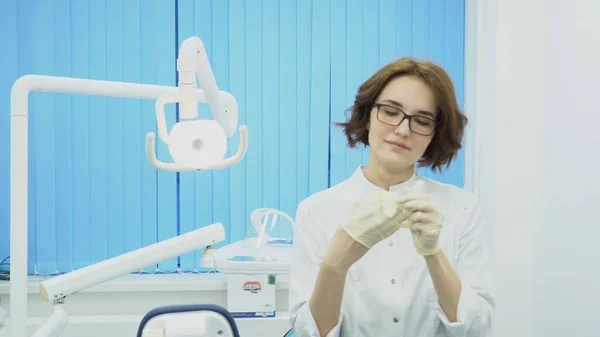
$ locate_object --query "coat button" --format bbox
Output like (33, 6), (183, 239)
(391, 279), (396, 284)
(388, 241), (394, 246)
(393, 317), (399, 323)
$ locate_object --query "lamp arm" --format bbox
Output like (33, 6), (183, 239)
(177, 36), (237, 136)
(38, 223), (225, 303)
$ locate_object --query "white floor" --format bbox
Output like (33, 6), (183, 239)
(0, 273), (293, 337)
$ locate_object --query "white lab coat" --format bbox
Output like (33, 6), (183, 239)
(289, 166), (495, 337)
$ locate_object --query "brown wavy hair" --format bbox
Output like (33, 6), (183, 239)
(335, 57), (467, 172)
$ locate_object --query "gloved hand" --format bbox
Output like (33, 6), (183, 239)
(398, 182), (445, 256)
(341, 189), (412, 249)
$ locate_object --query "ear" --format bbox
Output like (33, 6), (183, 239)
(366, 122), (370, 130)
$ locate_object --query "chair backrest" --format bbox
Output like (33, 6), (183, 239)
(137, 304), (241, 337)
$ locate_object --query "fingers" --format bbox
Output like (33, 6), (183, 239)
(401, 199), (436, 213)
(392, 196), (441, 228)
(407, 211), (440, 225)
(411, 222), (442, 236)
(393, 192), (433, 206)
(398, 217), (413, 229)
(411, 222), (442, 246)
(396, 211), (441, 230)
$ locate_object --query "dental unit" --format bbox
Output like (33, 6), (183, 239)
(5, 36), (280, 337)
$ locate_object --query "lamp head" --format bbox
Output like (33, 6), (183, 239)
(167, 120), (228, 169)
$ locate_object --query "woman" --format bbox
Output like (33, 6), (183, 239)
(289, 57), (495, 337)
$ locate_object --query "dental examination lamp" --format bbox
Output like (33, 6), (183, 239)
(8, 36), (247, 337)
(147, 36), (248, 172)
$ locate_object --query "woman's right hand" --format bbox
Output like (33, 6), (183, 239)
(323, 182), (425, 271)
(322, 189), (411, 271)
(322, 226), (371, 273)
(341, 189), (413, 249)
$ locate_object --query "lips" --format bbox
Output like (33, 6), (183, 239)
(386, 140), (410, 150)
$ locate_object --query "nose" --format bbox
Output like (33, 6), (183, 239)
(394, 117), (411, 136)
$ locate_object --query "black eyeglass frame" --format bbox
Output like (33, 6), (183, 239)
(372, 103), (439, 136)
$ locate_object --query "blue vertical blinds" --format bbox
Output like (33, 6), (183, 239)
(0, 0), (465, 275)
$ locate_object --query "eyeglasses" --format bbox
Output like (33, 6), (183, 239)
(373, 103), (438, 136)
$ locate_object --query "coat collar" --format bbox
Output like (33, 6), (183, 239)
(349, 165), (421, 194)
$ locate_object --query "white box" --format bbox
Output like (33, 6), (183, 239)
(227, 274), (276, 318)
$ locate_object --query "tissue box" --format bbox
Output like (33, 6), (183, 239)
(227, 274), (276, 318)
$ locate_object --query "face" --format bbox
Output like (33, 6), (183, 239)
(367, 75), (438, 171)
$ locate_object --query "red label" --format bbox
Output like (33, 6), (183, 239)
(243, 281), (262, 293)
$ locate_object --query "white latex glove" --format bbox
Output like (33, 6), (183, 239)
(398, 182), (445, 256)
(341, 189), (412, 249)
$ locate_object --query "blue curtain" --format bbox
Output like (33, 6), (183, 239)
(0, 0), (465, 275)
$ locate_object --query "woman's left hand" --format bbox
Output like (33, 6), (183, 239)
(398, 193), (445, 256)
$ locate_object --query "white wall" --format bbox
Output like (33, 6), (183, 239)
(477, 0), (600, 336)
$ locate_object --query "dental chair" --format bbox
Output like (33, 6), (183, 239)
(7, 35), (296, 337)
(136, 304), (241, 337)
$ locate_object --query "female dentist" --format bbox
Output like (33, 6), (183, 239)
(289, 57), (494, 337)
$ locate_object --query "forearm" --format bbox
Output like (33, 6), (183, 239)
(308, 262), (348, 337)
(425, 250), (462, 322)
(309, 228), (368, 337)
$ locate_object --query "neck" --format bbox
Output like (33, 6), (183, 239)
(364, 157), (415, 191)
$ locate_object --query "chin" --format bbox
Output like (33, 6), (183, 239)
(379, 154), (415, 171)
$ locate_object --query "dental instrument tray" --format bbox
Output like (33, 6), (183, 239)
(199, 208), (295, 274)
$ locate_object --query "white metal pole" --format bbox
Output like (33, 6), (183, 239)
(10, 80), (29, 337)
